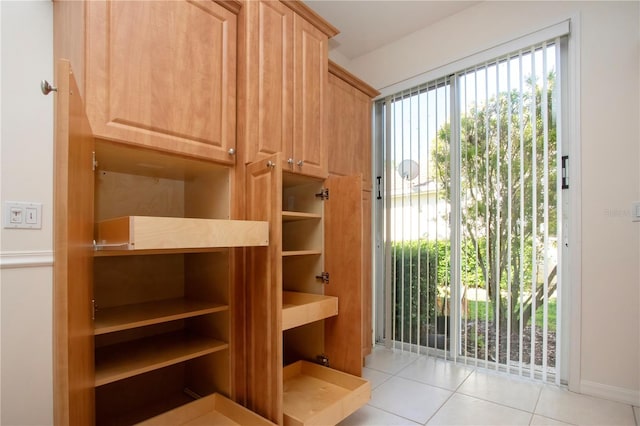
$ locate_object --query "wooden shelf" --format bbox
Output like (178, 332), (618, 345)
(282, 292), (337, 331)
(282, 250), (322, 257)
(95, 332), (228, 387)
(94, 247), (227, 257)
(283, 361), (370, 426)
(139, 393), (276, 426)
(96, 216), (269, 251)
(282, 211), (322, 222)
(94, 298), (228, 335)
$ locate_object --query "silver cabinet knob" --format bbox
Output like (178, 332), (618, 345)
(287, 158), (294, 165)
(228, 148), (236, 156)
(297, 160), (304, 167)
(266, 161), (276, 169)
(41, 80), (57, 95)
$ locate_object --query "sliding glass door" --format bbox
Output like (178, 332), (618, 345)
(378, 39), (565, 383)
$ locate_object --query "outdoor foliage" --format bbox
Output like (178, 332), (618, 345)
(392, 239), (483, 344)
(432, 72), (559, 337)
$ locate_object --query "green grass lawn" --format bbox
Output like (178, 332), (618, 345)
(465, 298), (557, 331)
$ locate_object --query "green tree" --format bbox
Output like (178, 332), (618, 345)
(433, 73), (558, 353)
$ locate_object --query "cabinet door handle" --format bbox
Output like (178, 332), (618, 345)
(228, 148), (236, 156)
(266, 161), (276, 169)
(287, 158), (294, 165)
(296, 160), (304, 167)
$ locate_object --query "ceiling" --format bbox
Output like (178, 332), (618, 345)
(303, 1), (480, 60)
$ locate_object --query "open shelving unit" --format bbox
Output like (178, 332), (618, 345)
(246, 155), (370, 425)
(92, 142), (268, 424)
(280, 171), (370, 425)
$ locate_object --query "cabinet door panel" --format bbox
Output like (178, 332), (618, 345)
(54, 60), (95, 425)
(293, 14), (327, 177)
(245, 0), (293, 163)
(327, 74), (355, 178)
(324, 175), (363, 376)
(355, 90), (373, 189)
(86, 0), (237, 162)
(327, 75), (373, 189)
(245, 155), (284, 424)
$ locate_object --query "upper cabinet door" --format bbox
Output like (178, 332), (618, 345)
(326, 62), (379, 189)
(292, 14), (328, 178)
(242, 0), (294, 165)
(85, 1), (238, 163)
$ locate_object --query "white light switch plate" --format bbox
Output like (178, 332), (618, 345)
(3, 201), (42, 229)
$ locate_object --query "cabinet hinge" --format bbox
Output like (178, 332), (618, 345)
(92, 299), (97, 321)
(315, 188), (329, 200)
(92, 151), (98, 171)
(315, 272), (330, 284)
(561, 155), (569, 189)
(316, 354), (330, 367)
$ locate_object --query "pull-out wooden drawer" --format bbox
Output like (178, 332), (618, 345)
(96, 216), (269, 251)
(283, 361), (370, 426)
(139, 393), (275, 426)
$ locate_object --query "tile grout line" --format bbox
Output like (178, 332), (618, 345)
(527, 386), (545, 426)
(363, 403), (423, 425)
(420, 356), (475, 425)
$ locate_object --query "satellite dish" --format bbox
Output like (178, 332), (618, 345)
(397, 159), (420, 181)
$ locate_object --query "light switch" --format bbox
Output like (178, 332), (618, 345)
(632, 201), (640, 222)
(3, 201), (42, 229)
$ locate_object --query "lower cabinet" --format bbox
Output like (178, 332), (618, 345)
(245, 153), (370, 425)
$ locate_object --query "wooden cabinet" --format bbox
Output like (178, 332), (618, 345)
(56, 0), (240, 163)
(245, 154), (370, 425)
(326, 62), (379, 361)
(240, 0), (337, 178)
(327, 61), (380, 189)
(54, 60), (270, 425)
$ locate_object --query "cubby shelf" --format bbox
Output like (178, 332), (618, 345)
(282, 291), (338, 331)
(94, 298), (228, 335)
(95, 332), (228, 387)
(283, 361), (370, 426)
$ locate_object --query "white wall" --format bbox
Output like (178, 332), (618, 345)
(0, 1), (54, 424)
(342, 1), (639, 404)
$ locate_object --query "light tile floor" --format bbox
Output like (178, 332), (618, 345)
(339, 346), (639, 426)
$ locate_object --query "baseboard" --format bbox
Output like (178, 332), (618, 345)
(581, 380), (640, 406)
(0, 250), (53, 269)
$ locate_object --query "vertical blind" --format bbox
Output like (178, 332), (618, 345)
(381, 38), (564, 384)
